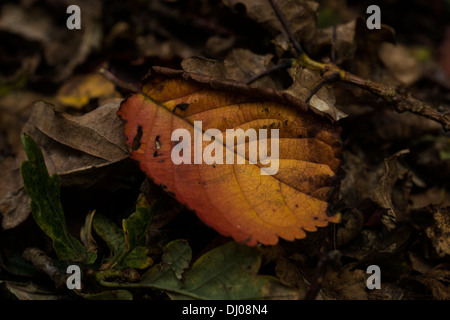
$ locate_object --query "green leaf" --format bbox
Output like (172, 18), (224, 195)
(102, 241), (299, 300)
(122, 196), (156, 251)
(162, 240), (192, 280)
(93, 196), (157, 269)
(20, 133), (96, 264)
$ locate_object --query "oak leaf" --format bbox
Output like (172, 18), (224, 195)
(117, 67), (342, 245)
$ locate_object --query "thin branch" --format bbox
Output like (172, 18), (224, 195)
(268, 0), (304, 55)
(99, 67), (140, 93)
(245, 59), (293, 85)
(305, 72), (341, 103)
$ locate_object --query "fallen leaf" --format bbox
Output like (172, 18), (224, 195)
(56, 73), (119, 109)
(0, 1), (102, 82)
(0, 4), (53, 43)
(322, 263), (368, 300)
(307, 20), (357, 65)
(118, 67), (342, 246)
(285, 66), (347, 121)
(378, 43), (422, 86)
(182, 48), (282, 89)
(414, 267), (450, 300)
(222, 0), (319, 45)
(161, 240), (192, 280)
(373, 150), (410, 230)
(424, 206), (450, 257)
(80, 211), (98, 254)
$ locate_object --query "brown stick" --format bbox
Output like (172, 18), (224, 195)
(23, 247), (68, 289)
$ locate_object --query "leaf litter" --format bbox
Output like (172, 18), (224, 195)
(0, 0), (450, 300)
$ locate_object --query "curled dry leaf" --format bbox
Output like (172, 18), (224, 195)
(118, 67), (342, 246)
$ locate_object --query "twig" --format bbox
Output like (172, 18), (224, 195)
(22, 247), (67, 289)
(342, 72), (450, 131)
(331, 25), (337, 64)
(245, 59), (293, 85)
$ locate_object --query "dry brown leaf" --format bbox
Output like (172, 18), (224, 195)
(0, 100), (129, 229)
(378, 43), (422, 86)
(425, 207), (450, 257)
(182, 48), (282, 89)
(322, 264), (368, 300)
(285, 66), (347, 121)
(56, 73), (119, 109)
(373, 150), (410, 230)
(222, 0), (319, 45)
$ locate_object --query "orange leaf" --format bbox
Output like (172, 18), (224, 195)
(117, 67), (342, 246)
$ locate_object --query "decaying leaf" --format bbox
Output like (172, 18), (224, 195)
(77, 289), (133, 300)
(56, 73), (119, 109)
(1, 100), (129, 229)
(322, 263), (369, 300)
(80, 211), (98, 254)
(308, 20), (357, 64)
(118, 67), (342, 246)
(0, 281), (67, 300)
(424, 206), (450, 257)
(182, 48), (282, 89)
(373, 150), (410, 230)
(183, 52), (346, 121)
(378, 43), (422, 86)
(285, 66), (347, 121)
